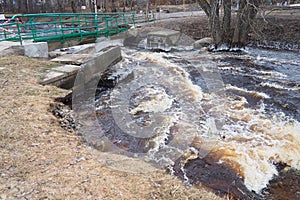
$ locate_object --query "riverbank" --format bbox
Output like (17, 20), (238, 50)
(148, 7), (300, 51)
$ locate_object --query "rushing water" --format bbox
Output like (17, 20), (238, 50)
(92, 47), (300, 199)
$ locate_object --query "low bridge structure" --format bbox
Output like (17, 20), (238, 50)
(0, 12), (153, 45)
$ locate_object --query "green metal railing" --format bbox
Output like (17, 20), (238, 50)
(0, 12), (146, 45)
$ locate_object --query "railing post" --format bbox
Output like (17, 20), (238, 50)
(59, 15), (65, 43)
(95, 13), (99, 37)
(54, 16), (58, 36)
(72, 15), (75, 32)
(3, 27), (7, 39)
(78, 14), (82, 40)
(16, 21), (22, 45)
(116, 16), (119, 34)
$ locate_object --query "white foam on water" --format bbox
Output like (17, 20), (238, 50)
(201, 94), (300, 193)
(221, 121), (300, 193)
(218, 66), (244, 72)
(254, 70), (287, 78)
(136, 52), (203, 102)
(260, 82), (300, 91)
(245, 47), (300, 66)
(226, 84), (271, 99)
(130, 86), (174, 114)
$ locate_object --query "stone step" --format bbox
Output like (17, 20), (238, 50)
(42, 46), (122, 90)
(48, 43), (95, 58)
(52, 65), (81, 76)
(50, 54), (93, 65)
(41, 65), (81, 88)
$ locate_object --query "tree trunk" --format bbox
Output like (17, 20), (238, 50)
(232, 0), (258, 47)
(209, 0), (222, 47)
(111, 0), (117, 12)
(197, 0), (211, 17)
(198, 0), (259, 49)
(16, 0), (23, 13)
(6, 0), (14, 13)
(57, 1), (64, 12)
(130, 0), (134, 11)
(232, 0), (246, 47)
(71, 1), (77, 13)
(222, 0), (231, 45)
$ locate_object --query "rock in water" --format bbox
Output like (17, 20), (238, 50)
(193, 37), (213, 49)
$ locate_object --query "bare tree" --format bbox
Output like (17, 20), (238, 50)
(197, 0), (259, 49)
(71, 0), (79, 13)
(111, 0), (117, 12)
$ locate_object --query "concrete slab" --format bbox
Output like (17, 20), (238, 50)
(49, 44), (95, 58)
(0, 45), (24, 57)
(48, 51), (68, 58)
(0, 41), (21, 51)
(95, 37), (123, 52)
(51, 54), (93, 65)
(147, 30), (180, 51)
(75, 44), (95, 54)
(81, 46), (122, 84)
(0, 41), (24, 57)
(24, 42), (49, 58)
(43, 46), (122, 89)
(52, 65), (81, 76)
(41, 71), (65, 85)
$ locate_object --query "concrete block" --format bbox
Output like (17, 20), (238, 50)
(51, 54), (93, 65)
(24, 42), (49, 58)
(147, 30), (180, 51)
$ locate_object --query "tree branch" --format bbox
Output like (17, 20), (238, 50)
(197, 0), (211, 17)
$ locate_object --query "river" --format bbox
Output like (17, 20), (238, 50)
(90, 45), (300, 199)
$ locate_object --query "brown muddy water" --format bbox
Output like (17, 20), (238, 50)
(72, 47), (300, 199)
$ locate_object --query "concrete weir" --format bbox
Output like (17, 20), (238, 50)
(41, 46), (122, 89)
(147, 30), (180, 51)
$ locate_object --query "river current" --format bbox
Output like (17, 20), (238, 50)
(92, 46), (300, 199)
